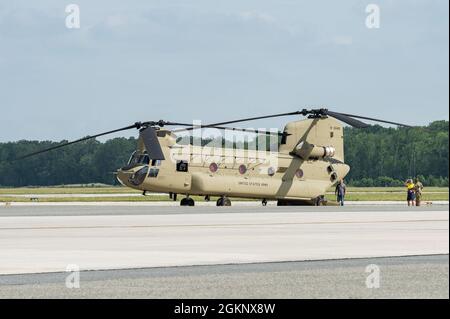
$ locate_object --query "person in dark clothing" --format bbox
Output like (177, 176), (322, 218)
(335, 179), (347, 206)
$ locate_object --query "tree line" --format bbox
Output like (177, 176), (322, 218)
(343, 121), (448, 187)
(0, 121), (448, 187)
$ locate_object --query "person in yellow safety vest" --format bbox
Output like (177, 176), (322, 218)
(405, 179), (416, 207)
(414, 177), (424, 206)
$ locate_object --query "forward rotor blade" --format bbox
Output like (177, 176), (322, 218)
(152, 121), (195, 127)
(17, 123), (139, 160)
(324, 110), (370, 128)
(208, 126), (286, 136)
(175, 125), (286, 136)
(173, 111), (301, 133)
(140, 127), (165, 160)
(165, 122), (195, 126)
(329, 112), (413, 128)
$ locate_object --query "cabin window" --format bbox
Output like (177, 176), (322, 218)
(239, 165), (247, 175)
(209, 163), (218, 173)
(177, 160), (189, 172)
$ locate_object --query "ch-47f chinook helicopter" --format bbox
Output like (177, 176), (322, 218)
(21, 108), (411, 206)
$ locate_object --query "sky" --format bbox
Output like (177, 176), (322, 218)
(0, 0), (448, 142)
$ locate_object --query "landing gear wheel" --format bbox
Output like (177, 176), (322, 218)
(262, 199), (268, 206)
(180, 197), (195, 206)
(216, 197), (231, 206)
(314, 195), (326, 206)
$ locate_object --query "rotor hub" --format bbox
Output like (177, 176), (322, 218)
(300, 108), (329, 119)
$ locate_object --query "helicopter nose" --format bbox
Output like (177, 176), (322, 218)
(117, 165), (150, 188)
(116, 170), (133, 187)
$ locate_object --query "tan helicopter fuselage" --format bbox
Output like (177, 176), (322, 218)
(116, 117), (350, 202)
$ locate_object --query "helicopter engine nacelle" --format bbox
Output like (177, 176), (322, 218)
(294, 142), (335, 159)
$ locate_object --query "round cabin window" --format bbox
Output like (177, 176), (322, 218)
(268, 167), (276, 177)
(239, 165), (247, 175)
(209, 163), (218, 173)
(296, 169), (304, 178)
(330, 172), (338, 182)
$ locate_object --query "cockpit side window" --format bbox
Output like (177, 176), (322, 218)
(148, 168), (160, 178)
(127, 151), (137, 165)
(139, 155), (150, 165)
(151, 159), (162, 166)
(280, 133), (287, 145)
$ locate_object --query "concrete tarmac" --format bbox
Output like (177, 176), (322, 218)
(1, 204), (448, 216)
(0, 205), (448, 275)
(0, 205), (448, 298)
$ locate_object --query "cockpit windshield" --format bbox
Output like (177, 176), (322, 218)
(128, 151), (150, 166)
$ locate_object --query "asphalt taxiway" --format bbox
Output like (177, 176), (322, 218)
(0, 205), (448, 298)
(1, 255), (448, 298)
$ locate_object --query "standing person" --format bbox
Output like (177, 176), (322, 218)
(405, 179), (416, 207)
(414, 177), (424, 206)
(335, 179), (347, 206)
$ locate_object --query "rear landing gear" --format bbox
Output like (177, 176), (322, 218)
(216, 196), (231, 206)
(170, 193), (178, 201)
(262, 199), (268, 206)
(180, 196), (195, 206)
(276, 196), (327, 206)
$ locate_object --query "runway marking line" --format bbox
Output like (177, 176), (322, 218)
(0, 219), (447, 231)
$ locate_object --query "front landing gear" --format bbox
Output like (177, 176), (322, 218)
(314, 195), (327, 206)
(216, 196), (231, 206)
(180, 196), (195, 206)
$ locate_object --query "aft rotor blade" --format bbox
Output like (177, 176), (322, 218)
(140, 127), (165, 160)
(324, 110), (370, 128)
(17, 123), (139, 160)
(328, 112), (413, 128)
